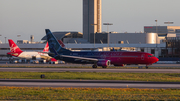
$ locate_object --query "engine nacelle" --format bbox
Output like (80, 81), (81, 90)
(32, 55), (41, 60)
(97, 60), (111, 66)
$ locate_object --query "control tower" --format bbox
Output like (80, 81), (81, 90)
(83, 0), (102, 41)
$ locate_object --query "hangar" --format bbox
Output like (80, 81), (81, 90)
(41, 31), (88, 43)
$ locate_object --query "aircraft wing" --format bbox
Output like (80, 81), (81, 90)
(36, 51), (49, 54)
(40, 55), (52, 61)
(53, 54), (99, 63)
(62, 55), (98, 61)
(48, 47), (99, 63)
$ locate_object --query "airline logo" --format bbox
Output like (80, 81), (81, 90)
(43, 46), (49, 52)
(43, 42), (49, 52)
(10, 44), (19, 52)
(141, 54), (145, 60)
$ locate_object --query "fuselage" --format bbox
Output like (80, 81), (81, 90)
(55, 51), (159, 65)
(7, 51), (51, 60)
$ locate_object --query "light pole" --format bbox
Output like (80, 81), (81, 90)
(155, 20), (158, 47)
(0, 35), (1, 43)
(103, 23), (113, 47)
(164, 21), (174, 26)
(4, 37), (6, 43)
(103, 23), (113, 33)
(17, 35), (21, 43)
(91, 24), (97, 48)
(17, 35), (21, 38)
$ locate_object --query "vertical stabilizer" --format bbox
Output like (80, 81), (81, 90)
(43, 42), (49, 52)
(45, 29), (71, 54)
(8, 39), (23, 53)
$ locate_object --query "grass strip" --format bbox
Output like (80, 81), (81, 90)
(0, 72), (180, 82)
(0, 87), (180, 100)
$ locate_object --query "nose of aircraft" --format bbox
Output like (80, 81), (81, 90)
(154, 57), (159, 63)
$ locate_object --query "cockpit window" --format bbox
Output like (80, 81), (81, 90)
(148, 55), (152, 57)
(148, 54), (155, 57)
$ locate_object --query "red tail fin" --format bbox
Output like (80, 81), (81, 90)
(58, 40), (65, 48)
(8, 39), (23, 53)
(43, 42), (49, 52)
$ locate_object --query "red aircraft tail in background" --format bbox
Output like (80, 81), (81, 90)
(43, 40), (64, 52)
(8, 39), (23, 53)
(43, 42), (49, 52)
(58, 40), (65, 48)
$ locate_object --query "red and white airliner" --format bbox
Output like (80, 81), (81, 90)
(7, 39), (52, 62)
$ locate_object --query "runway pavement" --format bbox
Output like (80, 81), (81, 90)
(1, 62), (180, 88)
(0, 61), (180, 73)
(0, 79), (180, 88)
(0, 61), (180, 68)
(1, 68), (180, 73)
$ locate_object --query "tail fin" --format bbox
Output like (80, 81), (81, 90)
(8, 39), (23, 53)
(43, 42), (49, 52)
(45, 29), (71, 54)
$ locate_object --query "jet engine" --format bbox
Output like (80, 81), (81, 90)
(97, 60), (111, 66)
(32, 55), (41, 60)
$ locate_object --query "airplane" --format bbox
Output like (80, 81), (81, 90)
(45, 29), (159, 68)
(7, 39), (52, 63)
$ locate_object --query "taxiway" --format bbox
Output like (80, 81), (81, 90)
(1, 68), (180, 73)
(0, 79), (180, 88)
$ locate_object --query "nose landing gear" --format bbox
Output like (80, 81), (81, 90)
(138, 65), (149, 69)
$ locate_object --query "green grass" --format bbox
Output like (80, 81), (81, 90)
(0, 87), (180, 100)
(1, 72), (180, 82)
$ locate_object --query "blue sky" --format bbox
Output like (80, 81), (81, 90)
(0, 0), (180, 43)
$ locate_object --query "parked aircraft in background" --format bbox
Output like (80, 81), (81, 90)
(58, 40), (65, 48)
(7, 39), (54, 63)
(46, 29), (159, 68)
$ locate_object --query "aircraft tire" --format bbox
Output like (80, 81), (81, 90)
(102, 66), (107, 68)
(92, 65), (97, 68)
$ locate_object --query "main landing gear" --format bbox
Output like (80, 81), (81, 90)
(138, 65), (149, 69)
(92, 64), (107, 68)
(102, 66), (107, 68)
